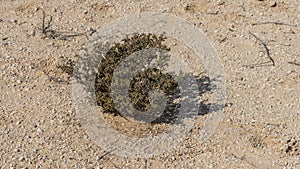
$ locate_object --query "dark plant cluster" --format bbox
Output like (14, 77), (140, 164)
(95, 33), (181, 123)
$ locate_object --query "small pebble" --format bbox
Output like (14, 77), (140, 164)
(28, 30), (36, 37)
(32, 124), (37, 128)
(18, 157), (25, 162)
(270, 1), (277, 7)
(184, 4), (193, 11)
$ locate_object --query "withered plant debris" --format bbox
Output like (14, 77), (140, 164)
(95, 33), (182, 124)
(249, 31), (275, 66)
(41, 11), (87, 40)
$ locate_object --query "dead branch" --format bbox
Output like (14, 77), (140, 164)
(251, 21), (297, 27)
(242, 62), (274, 68)
(219, 37), (227, 43)
(41, 11), (87, 40)
(249, 31), (275, 66)
(288, 61), (300, 66)
(42, 11), (53, 33)
(42, 11), (46, 33)
(144, 159), (147, 169)
(97, 151), (112, 160)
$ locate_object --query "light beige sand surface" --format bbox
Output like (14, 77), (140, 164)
(0, 0), (299, 168)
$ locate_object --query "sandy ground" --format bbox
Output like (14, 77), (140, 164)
(0, 0), (299, 168)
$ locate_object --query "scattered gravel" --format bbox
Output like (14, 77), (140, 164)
(1, 0), (299, 168)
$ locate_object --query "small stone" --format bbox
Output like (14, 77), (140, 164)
(270, 1), (277, 7)
(32, 123), (37, 128)
(29, 30), (36, 37)
(18, 157), (25, 162)
(184, 4), (193, 11)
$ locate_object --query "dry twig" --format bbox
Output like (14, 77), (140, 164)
(251, 21), (297, 27)
(98, 151), (112, 160)
(249, 31), (275, 66)
(288, 61), (300, 66)
(144, 159), (147, 169)
(41, 11), (87, 40)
